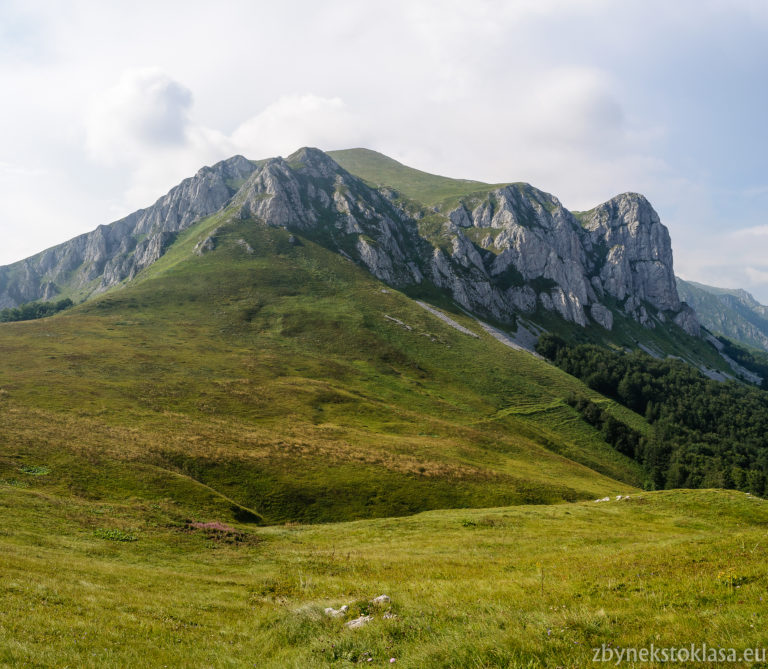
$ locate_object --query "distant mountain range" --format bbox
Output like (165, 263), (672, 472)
(676, 278), (768, 352)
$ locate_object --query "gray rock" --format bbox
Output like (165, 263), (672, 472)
(581, 193), (680, 312)
(324, 605), (349, 618)
(0, 155), (256, 305)
(236, 239), (255, 254)
(673, 304), (701, 337)
(0, 148), (700, 346)
(194, 235), (216, 256)
(590, 304), (614, 330)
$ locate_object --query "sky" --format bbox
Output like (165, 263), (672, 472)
(1, 0), (768, 299)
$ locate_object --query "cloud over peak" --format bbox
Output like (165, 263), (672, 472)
(86, 68), (193, 164)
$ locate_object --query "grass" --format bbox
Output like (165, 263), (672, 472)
(0, 160), (765, 666)
(0, 216), (647, 525)
(0, 485), (765, 667)
(93, 527), (138, 542)
(328, 148), (506, 208)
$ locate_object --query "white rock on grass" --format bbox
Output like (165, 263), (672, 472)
(371, 594), (391, 605)
(345, 615), (373, 629)
(324, 605), (349, 618)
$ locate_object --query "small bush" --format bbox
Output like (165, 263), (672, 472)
(185, 520), (258, 545)
(93, 528), (138, 542)
(18, 465), (51, 476)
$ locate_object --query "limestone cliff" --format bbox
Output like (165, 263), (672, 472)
(0, 155), (256, 307)
(0, 147), (699, 339)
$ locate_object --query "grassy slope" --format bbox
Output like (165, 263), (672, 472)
(0, 209), (645, 525)
(0, 169), (764, 666)
(0, 485), (765, 668)
(328, 148), (506, 207)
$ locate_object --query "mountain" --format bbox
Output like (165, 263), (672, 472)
(0, 148), (701, 351)
(2, 148), (766, 666)
(0, 155), (258, 308)
(676, 277), (768, 351)
(0, 146), (684, 526)
(0, 196), (643, 525)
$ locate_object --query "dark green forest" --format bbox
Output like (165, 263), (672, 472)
(537, 333), (768, 494)
(0, 297), (73, 323)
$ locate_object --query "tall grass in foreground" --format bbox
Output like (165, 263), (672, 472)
(0, 486), (765, 668)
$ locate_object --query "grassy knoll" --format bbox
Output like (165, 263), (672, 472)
(0, 485), (765, 667)
(0, 216), (644, 524)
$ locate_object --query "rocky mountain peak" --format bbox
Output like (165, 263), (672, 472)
(0, 148), (701, 342)
(579, 192), (683, 318)
(285, 146), (345, 180)
(196, 154), (254, 179)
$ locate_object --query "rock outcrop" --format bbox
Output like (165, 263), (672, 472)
(0, 155), (256, 308)
(0, 147), (699, 339)
(423, 185), (698, 335)
(231, 148), (424, 286)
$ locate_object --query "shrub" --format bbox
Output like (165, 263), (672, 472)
(18, 465), (50, 476)
(93, 528), (138, 542)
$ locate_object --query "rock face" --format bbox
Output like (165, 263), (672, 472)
(581, 193), (681, 311)
(0, 155), (256, 308)
(425, 186), (698, 335)
(231, 148), (424, 286)
(0, 147), (699, 338)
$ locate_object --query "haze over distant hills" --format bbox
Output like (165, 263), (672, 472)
(677, 277), (768, 352)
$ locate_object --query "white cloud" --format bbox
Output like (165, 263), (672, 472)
(85, 68), (194, 164)
(0, 0), (767, 305)
(230, 95), (368, 158)
(0, 161), (46, 177)
(673, 219), (768, 300)
(745, 267), (768, 285)
(518, 68), (625, 150)
(732, 225), (768, 238)
(82, 72), (369, 216)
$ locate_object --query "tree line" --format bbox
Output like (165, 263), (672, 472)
(0, 298), (74, 323)
(537, 333), (768, 494)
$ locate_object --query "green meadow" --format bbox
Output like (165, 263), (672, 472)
(0, 198), (765, 667)
(0, 485), (765, 668)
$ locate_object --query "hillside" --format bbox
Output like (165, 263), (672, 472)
(0, 146), (750, 526)
(328, 147), (502, 206)
(0, 148), (712, 360)
(1, 148), (767, 667)
(0, 209), (645, 525)
(677, 276), (768, 352)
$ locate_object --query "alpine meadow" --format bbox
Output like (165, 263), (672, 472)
(1, 147), (767, 669)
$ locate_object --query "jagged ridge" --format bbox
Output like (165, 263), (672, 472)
(0, 155), (256, 307)
(0, 147), (699, 337)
